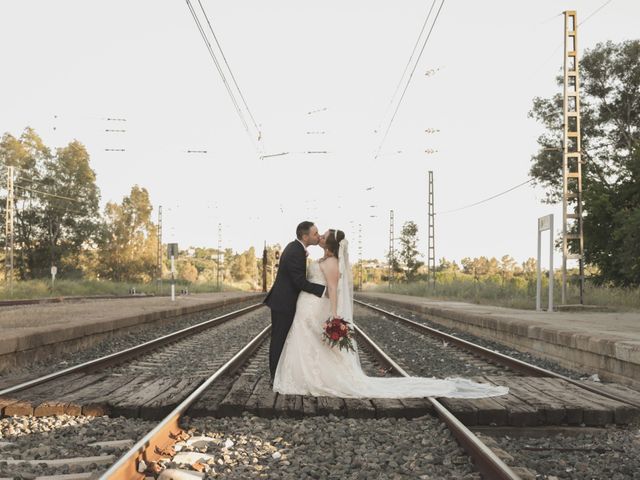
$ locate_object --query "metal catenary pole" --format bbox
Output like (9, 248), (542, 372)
(217, 223), (222, 289)
(388, 210), (395, 289)
(358, 223), (363, 291)
(428, 171), (436, 289)
(156, 205), (163, 293)
(561, 10), (585, 304)
(4, 166), (14, 295)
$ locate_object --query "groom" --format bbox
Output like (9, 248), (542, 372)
(264, 221), (326, 384)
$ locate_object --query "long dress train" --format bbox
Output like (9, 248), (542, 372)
(273, 261), (509, 399)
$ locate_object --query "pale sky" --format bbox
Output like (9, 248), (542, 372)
(1, 1), (638, 265)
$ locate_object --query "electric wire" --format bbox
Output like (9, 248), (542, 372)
(185, 0), (248, 133)
(185, 0), (261, 153)
(579, 0), (615, 26)
(14, 185), (85, 204)
(435, 179), (534, 215)
(374, 0), (446, 160)
(374, 0), (438, 135)
(530, 2), (614, 78)
(195, 0), (261, 135)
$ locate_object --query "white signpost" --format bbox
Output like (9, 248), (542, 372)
(50, 265), (57, 291)
(167, 243), (178, 302)
(537, 214), (554, 312)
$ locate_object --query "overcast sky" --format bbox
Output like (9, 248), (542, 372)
(1, 0), (637, 264)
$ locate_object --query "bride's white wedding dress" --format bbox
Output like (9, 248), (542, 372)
(273, 260), (509, 399)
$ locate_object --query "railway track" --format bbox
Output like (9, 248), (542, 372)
(354, 298), (640, 479)
(354, 299), (640, 410)
(0, 303), (268, 479)
(2, 298), (638, 478)
(102, 319), (520, 479)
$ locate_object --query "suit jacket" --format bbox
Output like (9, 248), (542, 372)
(264, 240), (325, 314)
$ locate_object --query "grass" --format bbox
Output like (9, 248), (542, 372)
(369, 275), (640, 312)
(0, 278), (244, 301)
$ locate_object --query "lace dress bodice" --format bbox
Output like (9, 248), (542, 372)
(306, 261), (326, 286)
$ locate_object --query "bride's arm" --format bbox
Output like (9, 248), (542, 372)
(320, 258), (340, 317)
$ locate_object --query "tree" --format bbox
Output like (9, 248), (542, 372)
(398, 221), (423, 282)
(97, 185), (158, 282)
(529, 40), (640, 286)
(178, 261), (198, 283)
(499, 255), (518, 286)
(42, 141), (102, 277)
(0, 128), (102, 279)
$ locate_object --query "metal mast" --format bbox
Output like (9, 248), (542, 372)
(156, 205), (163, 291)
(4, 166), (14, 295)
(427, 171), (436, 289)
(217, 223), (222, 289)
(357, 223), (363, 291)
(562, 10), (585, 304)
(388, 210), (395, 288)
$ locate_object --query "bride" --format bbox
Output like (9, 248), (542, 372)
(273, 229), (509, 399)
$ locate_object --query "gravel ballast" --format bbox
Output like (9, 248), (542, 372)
(0, 414), (156, 478)
(167, 413), (480, 480)
(354, 305), (509, 379)
(359, 300), (595, 381)
(487, 423), (640, 479)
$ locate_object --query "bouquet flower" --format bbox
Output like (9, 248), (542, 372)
(322, 316), (355, 352)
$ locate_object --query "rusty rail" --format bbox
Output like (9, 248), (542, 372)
(355, 299), (640, 409)
(100, 324), (271, 479)
(354, 325), (521, 480)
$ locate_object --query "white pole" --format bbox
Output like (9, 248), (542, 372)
(171, 254), (175, 302)
(536, 228), (542, 312)
(549, 215), (554, 311)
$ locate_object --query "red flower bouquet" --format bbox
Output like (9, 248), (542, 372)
(322, 316), (355, 352)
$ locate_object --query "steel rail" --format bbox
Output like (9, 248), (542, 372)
(354, 324), (521, 480)
(355, 299), (640, 409)
(100, 324), (271, 479)
(0, 302), (265, 397)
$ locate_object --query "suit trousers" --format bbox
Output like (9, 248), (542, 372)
(269, 309), (295, 379)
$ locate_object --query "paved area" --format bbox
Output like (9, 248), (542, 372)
(358, 292), (640, 387)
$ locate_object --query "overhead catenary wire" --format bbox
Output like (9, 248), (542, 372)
(14, 185), (85, 204)
(579, 0), (615, 26)
(195, 0), (261, 135)
(374, 0), (438, 135)
(374, 0), (446, 159)
(436, 179), (534, 215)
(184, 0), (261, 153)
(530, 1), (615, 78)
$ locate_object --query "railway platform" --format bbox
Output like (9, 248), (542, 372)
(357, 292), (640, 389)
(0, 292), (263, 374)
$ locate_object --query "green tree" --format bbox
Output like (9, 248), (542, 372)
(178, 261), (198, 283)
(0, 128), (101, 279)
(97, 185), (158, 282)
(398, 221), (423, 282)
(500, 255), (518, 286)
(529, 40), (640, 286)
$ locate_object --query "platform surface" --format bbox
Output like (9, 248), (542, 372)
(0, 292), (263, 358)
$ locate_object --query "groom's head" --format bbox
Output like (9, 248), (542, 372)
(296, 221), (320, 247)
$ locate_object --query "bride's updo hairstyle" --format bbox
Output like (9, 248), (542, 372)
(326, 229), (345, 259)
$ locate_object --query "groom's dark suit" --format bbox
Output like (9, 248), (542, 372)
(264, 239), (325, 379)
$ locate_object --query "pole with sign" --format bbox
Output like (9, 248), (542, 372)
(537, 215), (554, 312)
(167, 243), (178, 302)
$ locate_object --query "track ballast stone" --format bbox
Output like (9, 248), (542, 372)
(179, 413), (480, 479)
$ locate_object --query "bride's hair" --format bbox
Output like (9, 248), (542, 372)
(326, 229), (345, 259)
